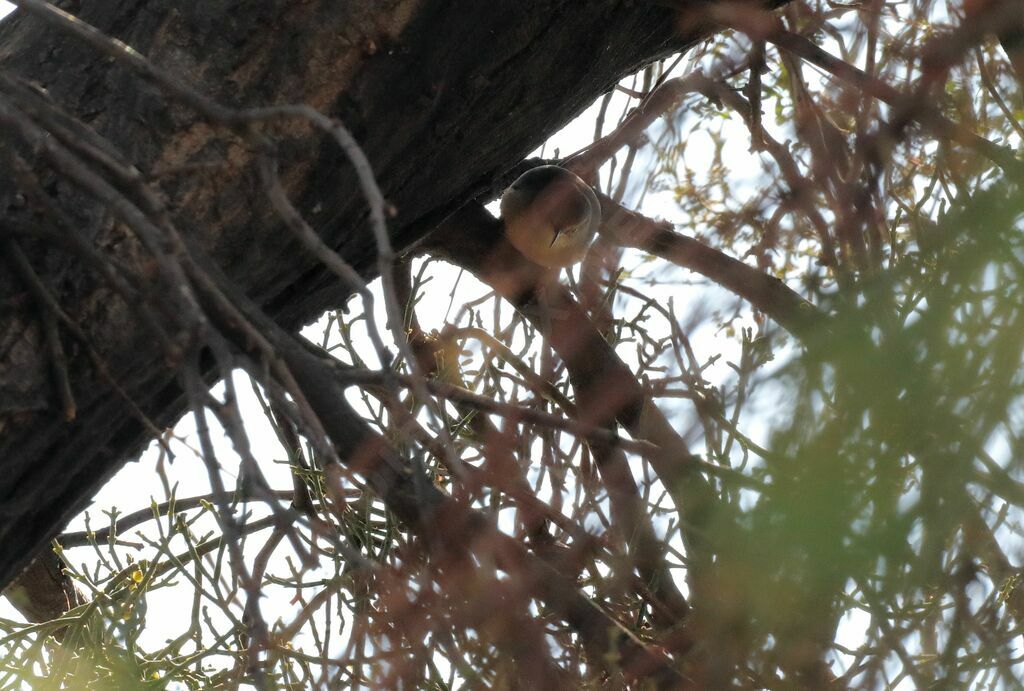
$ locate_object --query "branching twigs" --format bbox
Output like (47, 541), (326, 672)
(14, 0), (1023, 684)
(262, 397), (318, 517)
(15, 0), (464, 474)
(4, 12), (399, 633)
(574, 3), (1023, 269)
(257, 135), (465, 487)
(183, 359), (270, 680)
(59, 490), (299, 548)
(6, 3), (456, 460)
(565, 71), (708, 181)
(691, 70), (841, 267)
(597, 192), (827, 342)
(446, 325), (578, 414)
(424, 204), (719, 579)
(761, 24), (1024, 181)
(2, 512), (298, 647)
(335, 358), (758, 487)
(588, 438), (693, 630)
(563, 54), (749, 181)
(194, 263), (684, 683)
(1, 7), (700, 680)
(558, 45), (844, 270)
(3, 5), (363, 666)
(392, 268), (696, 630)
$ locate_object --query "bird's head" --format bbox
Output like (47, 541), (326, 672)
(499, 165), (601, 268)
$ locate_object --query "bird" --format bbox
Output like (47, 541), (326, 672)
(499, 165), (601, 268)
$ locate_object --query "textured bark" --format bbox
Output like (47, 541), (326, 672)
(0, 1), (691, 588)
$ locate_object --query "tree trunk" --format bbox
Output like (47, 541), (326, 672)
(0, 1), (689, 588)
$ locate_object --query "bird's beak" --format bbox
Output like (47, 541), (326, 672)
(549, 229), (562, 247)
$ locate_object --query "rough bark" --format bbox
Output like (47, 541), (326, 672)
(0, 1), (692, 588)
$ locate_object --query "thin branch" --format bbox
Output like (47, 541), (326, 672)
(597, 192), (827, 342)
(765, 28), (1024, 181)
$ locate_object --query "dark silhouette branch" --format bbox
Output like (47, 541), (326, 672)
(597, 193), (827, 342)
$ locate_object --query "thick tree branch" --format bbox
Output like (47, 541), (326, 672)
(193, 251), (687, 684)
(0, 0), (694, 589)
(596, 192), (826, 342)
(422, 204), (719, 568)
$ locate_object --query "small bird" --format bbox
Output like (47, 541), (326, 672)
(499, 165), (601, 268)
